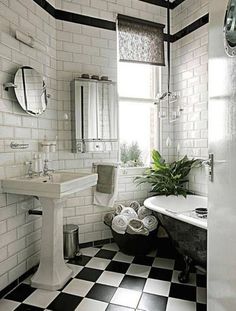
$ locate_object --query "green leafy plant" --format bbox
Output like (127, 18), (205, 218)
(135, 150), (201, 197)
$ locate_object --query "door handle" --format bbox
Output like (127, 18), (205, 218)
(202, 154), (214, 182)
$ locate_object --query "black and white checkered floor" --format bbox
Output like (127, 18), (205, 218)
(1, 241), (207, 311)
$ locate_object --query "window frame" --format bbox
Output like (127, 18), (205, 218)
(118, 63), (162, 167)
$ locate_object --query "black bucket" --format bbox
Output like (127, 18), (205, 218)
(110, 227), (158, 256)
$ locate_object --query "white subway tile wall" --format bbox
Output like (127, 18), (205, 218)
(0, 0), (208, 291)
(0, 0), (167, 291)
(172, 0), (209, 195)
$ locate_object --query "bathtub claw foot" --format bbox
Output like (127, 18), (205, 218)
(178, 256), (192, 283)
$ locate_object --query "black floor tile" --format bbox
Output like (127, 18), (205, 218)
(119, 275), (146, 292)
(67, 255), (92, 266)
(106, 261), (130, 274)
(197, 303), (207, 311)
(138, 292), (167, 311)
(86, 283), (116, 303)
(75, 267), (103, 282)
(169, 283), (196, 301)
(148, 267), (173, 281)
(47, 292), (82, 311)
(5, 284), (36, 302)
(196, 274), (207, 288)
(156, 238), (177, 259)
(14, 304), (44, 311)
(106, 304), (135, 311)
(133, 256), (154, 266)
(95, 249), (117, 260)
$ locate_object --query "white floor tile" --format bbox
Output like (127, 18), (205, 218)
(152, 257), (175, 270)
(85, 257), (110, 270)
(75, 298), (108, 311)
(112, 252), (134, 263)
(97, 271), (124, 287)
(126, 264), (151, 278)
(24, 289), (60, 308)
(66, 264), (83, 278)
(0, 299), (20, 311)
(171, 270), (196, 286)
(81, 247), (100, 257)
(166, 297), (196, 311)
(102, 243), (119, 251)
(62, 279), (94, 297)
(111, 288), (142, 308)
(144, 278), (170, 297)
(197, 287), (207, 304)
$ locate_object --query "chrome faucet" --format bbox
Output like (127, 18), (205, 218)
(27, 161), (41, 178)
(43, 159), (54, 177)
(27, 161), (34, 178)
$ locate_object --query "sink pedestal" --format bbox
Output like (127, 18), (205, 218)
(31, 197), (72, 291)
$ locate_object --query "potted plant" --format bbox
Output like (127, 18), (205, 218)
(135, 150), (201, 197)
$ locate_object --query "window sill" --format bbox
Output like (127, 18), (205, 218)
(119, 166), (149, 176)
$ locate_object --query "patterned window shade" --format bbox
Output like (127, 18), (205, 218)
(117, 15), (165, 66)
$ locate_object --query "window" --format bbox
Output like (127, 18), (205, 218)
(118, 62), (161, 167)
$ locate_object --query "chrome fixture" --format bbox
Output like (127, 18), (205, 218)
(43, 159), (54, 178)
(202, 153), (214, 182)
(224, 0), (236, 56)
(26, 161), (40, 179)
(3, 82), (17, 91)
(10, 142), (29, 150)
(156, 0), (183, 122)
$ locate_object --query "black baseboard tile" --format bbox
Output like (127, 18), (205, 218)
(80, 238), (114, 249)
(0, 265), (38, 299)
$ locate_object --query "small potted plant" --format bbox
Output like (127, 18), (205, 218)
(135, 150), (201, 197)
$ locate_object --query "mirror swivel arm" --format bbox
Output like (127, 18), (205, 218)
(3, 83), (17, 91)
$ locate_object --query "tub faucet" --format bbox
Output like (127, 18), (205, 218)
(43, 159), (54, 177)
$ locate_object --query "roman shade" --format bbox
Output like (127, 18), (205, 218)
(117, 15), (165, 66)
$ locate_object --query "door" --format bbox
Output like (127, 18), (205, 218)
(208, 0), (236, 310)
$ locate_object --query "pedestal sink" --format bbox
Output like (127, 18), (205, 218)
(1, 171), (98, 290)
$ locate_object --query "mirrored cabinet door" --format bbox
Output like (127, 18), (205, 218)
(71, 79), (118, 153)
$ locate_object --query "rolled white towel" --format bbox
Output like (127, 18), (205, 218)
(138, 206), (152, 220)
(142, 215), (158, 232)
(129, 201), (140, 213)
(112, 215), (128, 235)
(126, 218), (149, 236)
(115, 204), (125, 215)
(121, 207), (138, 221)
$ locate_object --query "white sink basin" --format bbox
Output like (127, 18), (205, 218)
(1, 171), (98, 291)
(2, 171), (98, 198)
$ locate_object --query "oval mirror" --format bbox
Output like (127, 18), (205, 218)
(14, 66), (48, 116)
(224, 0), (236, 56)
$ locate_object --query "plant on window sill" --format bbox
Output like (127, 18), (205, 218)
(134, 150), (202, 198)
(120, 142), (144, 167)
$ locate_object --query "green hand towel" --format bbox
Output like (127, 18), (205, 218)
(96, 164), (115, 194)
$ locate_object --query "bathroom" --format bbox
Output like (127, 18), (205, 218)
(0, 0), (234, 310)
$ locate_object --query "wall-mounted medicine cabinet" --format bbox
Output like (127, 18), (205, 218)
(71, 78), (118, 153)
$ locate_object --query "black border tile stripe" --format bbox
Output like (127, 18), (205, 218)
(55, 9), (116, 31)
(139, 0), (168, 8)
(32, 0), (208, 42)
(33, 0), (116, 31)
(172, 14), (209, 42)
(170, 0), (186, 9)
